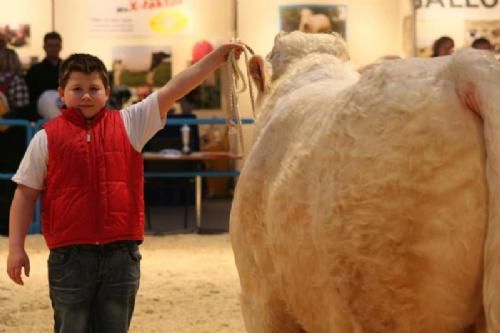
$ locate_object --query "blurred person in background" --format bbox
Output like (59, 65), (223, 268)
(26, 31), (63, 121)
(0, 48), (30, 117)
(431, 36), (455, 57)
(0, 30), (7, 51)
(0, 47), (30, 236)
(472, 37), (493, 51)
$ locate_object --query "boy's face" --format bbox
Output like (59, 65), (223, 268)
(58, 72), (110, 119)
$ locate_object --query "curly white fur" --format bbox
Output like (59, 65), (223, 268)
(230, 31), (500, 333)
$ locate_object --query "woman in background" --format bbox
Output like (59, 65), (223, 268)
(0, 48), (29, 114)
(431, 36), (455, 57)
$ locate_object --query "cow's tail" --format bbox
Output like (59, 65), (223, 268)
(448, 49), (500, 333)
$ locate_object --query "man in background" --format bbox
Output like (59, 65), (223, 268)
(0, 31), (7, 51)
(25, 31), (62, 121)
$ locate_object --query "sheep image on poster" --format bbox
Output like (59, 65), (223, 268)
(230, 31), (500, 332)
(279, 4), (347, 38)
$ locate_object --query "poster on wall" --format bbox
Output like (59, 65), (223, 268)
(0, 23), (30, 48)
(279, 4), (347, 39)
(89, 0), (192, 36)
(112, 45), (172, 92)
(414, 0), (500, 57)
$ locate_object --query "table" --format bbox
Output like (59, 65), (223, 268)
(142, 151), (242, 231)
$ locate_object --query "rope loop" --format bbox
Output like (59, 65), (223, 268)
(223, 42), (256, 155)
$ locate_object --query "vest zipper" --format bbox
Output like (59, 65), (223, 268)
(85, 121), (98, 239)
(86, 124), (91, 143)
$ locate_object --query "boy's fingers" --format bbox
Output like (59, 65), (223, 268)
(17, 266), (25, 285)
(222, 43), (245, 61)
(25, 260), (30, 277)
(230, 45), (243, 57)
(17, 275), (24, 286)
(8, 261), (28, 285)
(7, 266), (15, 280)
(8, 266), (22, 285)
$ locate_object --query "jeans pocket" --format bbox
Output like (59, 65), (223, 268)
(48, 249), (71, 266)
(127, 245), (142, 263)
(48, 249), (79, 287)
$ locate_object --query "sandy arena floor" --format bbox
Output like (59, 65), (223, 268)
(0, 234), (246, 333)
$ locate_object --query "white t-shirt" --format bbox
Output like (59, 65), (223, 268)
(12, 92), (165, 190)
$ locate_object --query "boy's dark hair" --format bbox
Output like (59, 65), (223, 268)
(59, 53), (109, 88)
(43, 31), (62, 44)
(472, 37), (492, 49)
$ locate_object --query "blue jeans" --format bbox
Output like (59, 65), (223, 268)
(48, 241), (141, 333)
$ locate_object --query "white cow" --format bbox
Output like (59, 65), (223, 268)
(230, 31), (500, 333)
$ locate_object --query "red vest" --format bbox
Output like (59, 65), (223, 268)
(42, 108), (144, 249)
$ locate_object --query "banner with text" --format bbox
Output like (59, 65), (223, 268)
(415, 0), (499, 19)
(88, 0), (192, 36)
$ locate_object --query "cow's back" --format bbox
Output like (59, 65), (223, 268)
(231, 56), (487, 333)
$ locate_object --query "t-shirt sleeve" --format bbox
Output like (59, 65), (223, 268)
(120, 91), (166, 152)
(11, 129), (48, 190)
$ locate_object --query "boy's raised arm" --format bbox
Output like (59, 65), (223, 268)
(7, 184), (40, 285)
(157, 42), (243, 119)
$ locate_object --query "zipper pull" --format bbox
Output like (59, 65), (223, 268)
(86, 127), (91, 143)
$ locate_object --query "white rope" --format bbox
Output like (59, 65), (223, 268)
(224, 44), (256, 155)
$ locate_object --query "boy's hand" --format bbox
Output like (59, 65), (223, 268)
(156, 40), (246, 118)
(212, 42), (245, 65)
(7, 248), (30, 285)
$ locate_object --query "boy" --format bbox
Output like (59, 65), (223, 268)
(6, 42), (243, 333)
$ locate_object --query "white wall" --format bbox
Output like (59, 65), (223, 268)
(415, 5), (500, 56)
(238, 0), (411, 67)
(0, 0), (233, 73)
(235, 0), (413, 153)
(0, 0), (52, 64)
(53, 0), (233, 74)
(1, 0), (413, 158)
(2, 0), (412, 73)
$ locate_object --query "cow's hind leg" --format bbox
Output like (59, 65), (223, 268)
(472, 312), (486, 333)
(239, 274), (306, 333)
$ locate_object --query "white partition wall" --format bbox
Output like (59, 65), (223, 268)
(1, 0), (418, 76)
(237, 0), (411, 67)
(415, 0), (500, 57)
(1, 0), (416, 153)
(233, 0), (415, 153)
(52, 0), (234, 74)
(0, 0), (53, 64)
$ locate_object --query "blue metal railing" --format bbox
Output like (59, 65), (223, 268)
(0, 119), (34, 146)
(145, 171), (240, 178)
(166, 118), (255, 125)
(0, 117), (255, 234)
(0, 119), (40, 233)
